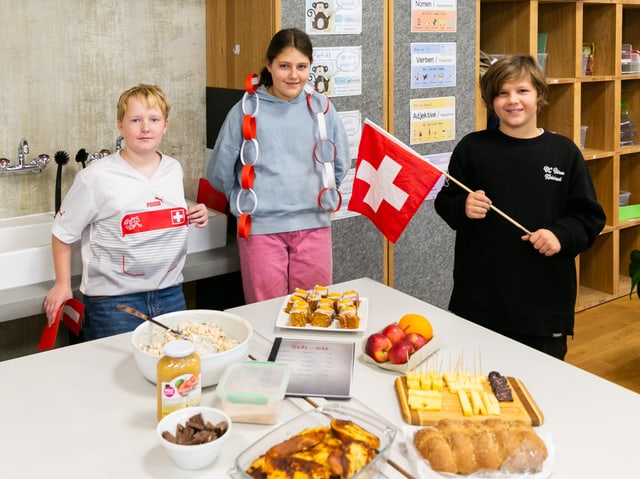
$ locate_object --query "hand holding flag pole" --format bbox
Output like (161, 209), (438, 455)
(435, 162), (532, 236)
(348, 119), (531, 242)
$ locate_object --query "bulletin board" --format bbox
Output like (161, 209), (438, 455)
(387, 1), (477, 309)
(281, 0), (386, 285)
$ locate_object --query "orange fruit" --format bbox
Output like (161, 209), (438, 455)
(398, 313), (433, 341)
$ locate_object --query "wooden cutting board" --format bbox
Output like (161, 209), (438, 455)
(395, 376), (544, 426)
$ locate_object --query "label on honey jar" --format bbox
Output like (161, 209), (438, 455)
(157, 340), (201, 421)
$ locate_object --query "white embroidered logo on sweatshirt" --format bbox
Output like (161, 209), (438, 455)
(543, 165), (565, 182)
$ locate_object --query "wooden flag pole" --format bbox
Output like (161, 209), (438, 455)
(438, 173), (532, 235)
(364, 119), (533, 236)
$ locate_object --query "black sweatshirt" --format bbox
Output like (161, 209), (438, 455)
(434, 128), (606, 337)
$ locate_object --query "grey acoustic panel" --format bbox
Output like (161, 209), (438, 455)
(332, 214), (384, 284)
(391, 201), (455, 310)
(389, 1), (476, 308)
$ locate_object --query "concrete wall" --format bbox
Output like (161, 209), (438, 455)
(0, 0), (206, 218)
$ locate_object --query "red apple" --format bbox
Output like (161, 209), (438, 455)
(388, 340), (415, 365)
(381, 323), (406, 345)
(405, 332), (428, 351)
(365, 333), (393, 363)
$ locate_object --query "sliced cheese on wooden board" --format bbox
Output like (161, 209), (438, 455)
(395, 376), (544, 426)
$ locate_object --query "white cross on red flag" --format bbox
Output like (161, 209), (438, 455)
(347, 120), (443, 243)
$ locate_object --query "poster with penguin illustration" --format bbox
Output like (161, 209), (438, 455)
(305, 0), (362, 35)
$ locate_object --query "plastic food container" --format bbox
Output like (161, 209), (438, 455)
(216, 361), (290, 424)
(229, 403), (396, 479)
(620, 191), (631, 206)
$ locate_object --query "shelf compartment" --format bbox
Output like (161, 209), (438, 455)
(539, 82), (576, 141)
(581, 80), (617, 152)
(622, 4), (640, 65)
(538, 2), (577, 78)
(619, 225), (640, 294)
(582, 3), (617, 78)
(619, 150), (640, 215)
(580, 229), (616, 296)
(621, 78), (640, 148)
(480, 1), (533, 56)
(586, 155), (615, 229)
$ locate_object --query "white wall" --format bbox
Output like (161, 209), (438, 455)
(0, 0), (206, 218)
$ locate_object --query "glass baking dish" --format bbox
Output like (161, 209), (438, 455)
(228, 402), (397, 479)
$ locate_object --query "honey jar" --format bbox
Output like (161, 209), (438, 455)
(157, 340), (201, 421)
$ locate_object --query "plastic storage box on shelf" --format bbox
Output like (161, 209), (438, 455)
(580, 126), (588, 149)
(620, 191), (631, 206)
(216, 361), (290, 425)
(622, 44), (632, 73)
(537, 53), (548, 73)
(620, 101), (638, 146)
(621, 44), (640, 74)
(620, 204), (640, 222)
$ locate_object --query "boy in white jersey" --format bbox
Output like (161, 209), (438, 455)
(44, 84), (208, 340)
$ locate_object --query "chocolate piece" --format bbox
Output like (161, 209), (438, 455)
(488, 371), (514, 402)
(162, 413), (229, 446)
(162, 431), (177, 443)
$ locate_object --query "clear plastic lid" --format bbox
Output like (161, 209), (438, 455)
(217, 361), (290, 403)
(162, 339), (195, 358)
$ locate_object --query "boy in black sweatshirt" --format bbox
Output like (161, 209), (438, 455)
(435, 54), (605, 360)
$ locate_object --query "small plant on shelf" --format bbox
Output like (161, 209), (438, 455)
(629, 250), (640, 299)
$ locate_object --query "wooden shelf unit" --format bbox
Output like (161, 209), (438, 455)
(477, 1), (640, 310)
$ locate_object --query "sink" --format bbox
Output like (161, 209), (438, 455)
(0, 213), (82, 290)
(0, 203), (227, 291)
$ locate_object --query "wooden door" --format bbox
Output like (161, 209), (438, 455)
(206, 0), (280, 88)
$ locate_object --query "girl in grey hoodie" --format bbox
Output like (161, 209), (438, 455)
(207, 28), (350, 303)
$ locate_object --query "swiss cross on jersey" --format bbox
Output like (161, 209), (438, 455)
(121, 208), (188, 237)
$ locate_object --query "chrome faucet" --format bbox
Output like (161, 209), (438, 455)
(115, 135), (125, 151)
(0, 138), (50, 174)
(87, 149), (111, 164)
(18, 138), (29, 167)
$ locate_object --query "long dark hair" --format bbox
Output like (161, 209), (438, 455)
(259, 28), (313, 87)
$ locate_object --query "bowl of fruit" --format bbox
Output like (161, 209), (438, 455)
(363, 313), (440, 373)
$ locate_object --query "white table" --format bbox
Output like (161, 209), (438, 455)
(2, 277), (638, 478)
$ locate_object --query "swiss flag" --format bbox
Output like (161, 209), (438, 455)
(348, 120), (443, 243)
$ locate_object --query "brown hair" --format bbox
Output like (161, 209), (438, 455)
(117, 84), (170, 122)
(480, 54), (549, 116)
(259, 28), (313, 87)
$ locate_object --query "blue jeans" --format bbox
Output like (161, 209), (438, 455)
(82, 285), (186, 341)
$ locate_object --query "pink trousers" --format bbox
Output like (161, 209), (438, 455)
(237, 227), (333, 304)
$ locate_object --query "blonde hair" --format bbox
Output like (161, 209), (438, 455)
(117, 84), (170, 122)
(480, 54), (549, 116)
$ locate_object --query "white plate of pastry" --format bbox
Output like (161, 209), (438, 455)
(275, 296), (369, 333)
